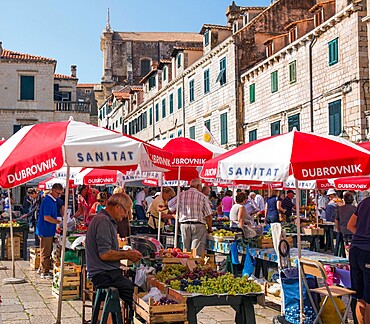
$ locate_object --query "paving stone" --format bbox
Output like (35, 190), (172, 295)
(22, 301), (49, 309)
(3, 320), (30, 324)
(0, 304), (24, 313)
(26, 307), (54, 316)
(29, 315), (56, 324)
(1, 312), (29, 321)
(0, 298), (21, 306)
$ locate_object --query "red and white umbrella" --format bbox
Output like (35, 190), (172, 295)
(0, 120), (172, 188)
(74, 168), (121, 185)
(0, 119), (172, 323)
(200, 130), (370, 181)
(333, 176), (370, 191)
(37, 176), (75, 190)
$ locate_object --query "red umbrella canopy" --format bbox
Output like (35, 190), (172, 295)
(200, 129), (370, 182)
(0, 120), (172, 189)
(334, 176), (370, 191)
(74, 168), (121, 186)
(153, 138), (226, 182)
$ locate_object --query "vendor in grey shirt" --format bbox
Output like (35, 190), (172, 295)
(85, 193), (142, 312)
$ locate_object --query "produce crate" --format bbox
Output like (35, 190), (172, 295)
(303, 228), (324, 235)
(133, 287), (187, 323)
(29, 246), (41, 270)
(52, 262), (81, 300)
(258, 236), (273, 248)
(5, 236), (21, 259)
(146, 275), (168, 293)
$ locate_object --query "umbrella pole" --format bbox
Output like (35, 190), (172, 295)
(3, 189), (26, 284)
(295, 179), (304, 323)
(315, 189), (319, 228)
(56, 166), (71, 324)
(174, 167), (181, 249)
(157, 172), (163, 242)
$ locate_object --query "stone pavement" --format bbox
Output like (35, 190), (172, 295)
(0, 259), (280, 324)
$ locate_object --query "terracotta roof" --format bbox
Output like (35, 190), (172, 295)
(240, 6), (267, 11)
(54, 73), (77, 80)
(115, 32), (202, 42)
(0, 49), (56, 63)
(200, 24), (232, 34)
(172, 46), (203, 57)
(309, 0), (335, 12)
(263, 33), (288, 44)
(130, 86), (143, 92)
(285, 18), (314, 30)
(139, 69), (158, 84)
(113, 92), (130, 100)
(77, 83), (100, 88)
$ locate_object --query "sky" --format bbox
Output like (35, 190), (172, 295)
(1, 0), (271, 84)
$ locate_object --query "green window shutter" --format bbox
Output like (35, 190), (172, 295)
(163, 67), (167, 81)
(177, 54), (182, 68)
(177, 88), (182, 109)
(178, 129), (182, 137)
(124, 125), (128, 134)
(189, 126), (195, 139)
(189, 80), (194, 102)
(271, 121), (281, 135)
(328, 38), (338, 66)
(249, 83), (255, 103)
(204, 69), (210, 94)
(216, 57), (226, 85)
(249, 129), (257, 142)
(169, 94), (174, 114)
(220, 112), (228, 145)
(204, 30), (209, 46)
(162, 99), (166, 118)
(155, 103), (159, 122)
(20, 76), (35, 100)
(143, 112), (147, 128)
(13, 125), (22, 134)
(149, 107), (153, 125)
(328, 100), (341, 135)
(288, 113), (300, 131)
(289, 61), (297, 84)
(271, 71), (278, 93)
(204, 120), (211, 132)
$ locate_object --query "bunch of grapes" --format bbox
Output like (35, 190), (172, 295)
(185, 273), (262, 295)
(152, 297), (178, 306)
(155, 264), (187, 283)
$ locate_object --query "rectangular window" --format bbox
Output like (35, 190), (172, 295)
(204, 30), (209, 46)
(13, 125), (22, 134)
(220, 112), (228, 145)
(177, 54), (182, 69)
(189, 126), (195, 139)
(204, 120), (211, 133)
(120, 117), (122, 125)
(189, 79), (194, 102)
(288, 114), (300, 131)
(143, 111), (147, 128)
(162, 98), (166, 118)
(328, 38), (339, 66)
(329, 99), (342, 136)
(271, 71), (278, 93)
(249, 129), (257, 142)
(169, 93), (174, 114)
(155, 103), (159, 122)
(177, 87), (182, 109)
(204, 69), (210, 94)
(178, 129), (182, 137)
(149, 76), (156, 90)
(149, 107), (153, 125)
(271, 120), (281, 135)
(249, 83), (255, 103)
(216, 57), (226, 86)
(20, 75), (35, 100)
(170, 133), (174, 138)
(289, 61), (297, 84)
(163, 67), (167, 81)
(124, 125), (128, 134)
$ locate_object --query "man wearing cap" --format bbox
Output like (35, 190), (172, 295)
(282, 190), (296, 221)
(325, 188), (339, 222)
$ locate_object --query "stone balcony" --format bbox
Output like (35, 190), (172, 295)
(54, 101), (91, 113)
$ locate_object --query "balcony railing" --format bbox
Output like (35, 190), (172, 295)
(54, 101), (91, 113)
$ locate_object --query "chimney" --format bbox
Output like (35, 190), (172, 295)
(71, 65), (77, 78)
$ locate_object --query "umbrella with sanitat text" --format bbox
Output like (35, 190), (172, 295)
(200, 128), (370, 323)
(0, 118), (173, 324)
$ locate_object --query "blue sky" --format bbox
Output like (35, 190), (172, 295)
(1, 0), (271, 83)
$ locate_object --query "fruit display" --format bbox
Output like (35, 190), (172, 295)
(184, 273), (262, 295)
(0, 220), (21, 227)
(152, 297), (178, 306)
(211, 229), (235, 237)
(155, 248), (190, 258)
(154, 264), (187, 283)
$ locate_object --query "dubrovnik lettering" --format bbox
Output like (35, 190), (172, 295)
(173, 158), (206, 166)
(228, 166), (280, 177)
(203, 168), (217, 177)
(76, 151), (134, 163)
(301, 164), (362, 178)
(87, 177), (114, 184)
(7, 158), (58, 184)
(151, 154), (171, 167)
(336, 183), (367, 190)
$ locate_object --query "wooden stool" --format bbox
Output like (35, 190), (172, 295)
(91, 287), (123, 324)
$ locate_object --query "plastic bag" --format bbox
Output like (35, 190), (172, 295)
(319, 297), (346, 324)
(242, 225), (257, 238)
(134, 264), (156, 290)
(242, 246), (255, 277)
(141, 287), (164, 302)
(230, 241), (239, 264)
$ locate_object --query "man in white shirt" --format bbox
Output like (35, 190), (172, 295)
(135, 188), (148, 220)
(254, 192), (265, 212)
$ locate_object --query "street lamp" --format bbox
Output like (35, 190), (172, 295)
(339, 129), (350, 141)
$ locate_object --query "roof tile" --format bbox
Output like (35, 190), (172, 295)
(1, 49), (56, 63)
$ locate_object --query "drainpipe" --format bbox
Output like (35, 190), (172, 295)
(233, 39), (242, 146)
(152, 98), (155, 140)
(309, 36), (317, 132)
(182, 76), (186, 135)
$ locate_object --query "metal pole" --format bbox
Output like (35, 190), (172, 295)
(157, 173), (164, 242)
(56, 166), (70, 324)
(8, 189), (15, 278)
(174, 167), (181, 248)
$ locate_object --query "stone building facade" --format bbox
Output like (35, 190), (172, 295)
(0, 45), (91, 139)
(242, 0), (369, 142)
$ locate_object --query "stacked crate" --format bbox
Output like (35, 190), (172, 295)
(5, 236), (21, 260)
(52, 262), (81, 300)
(29, 246), (40, 270)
